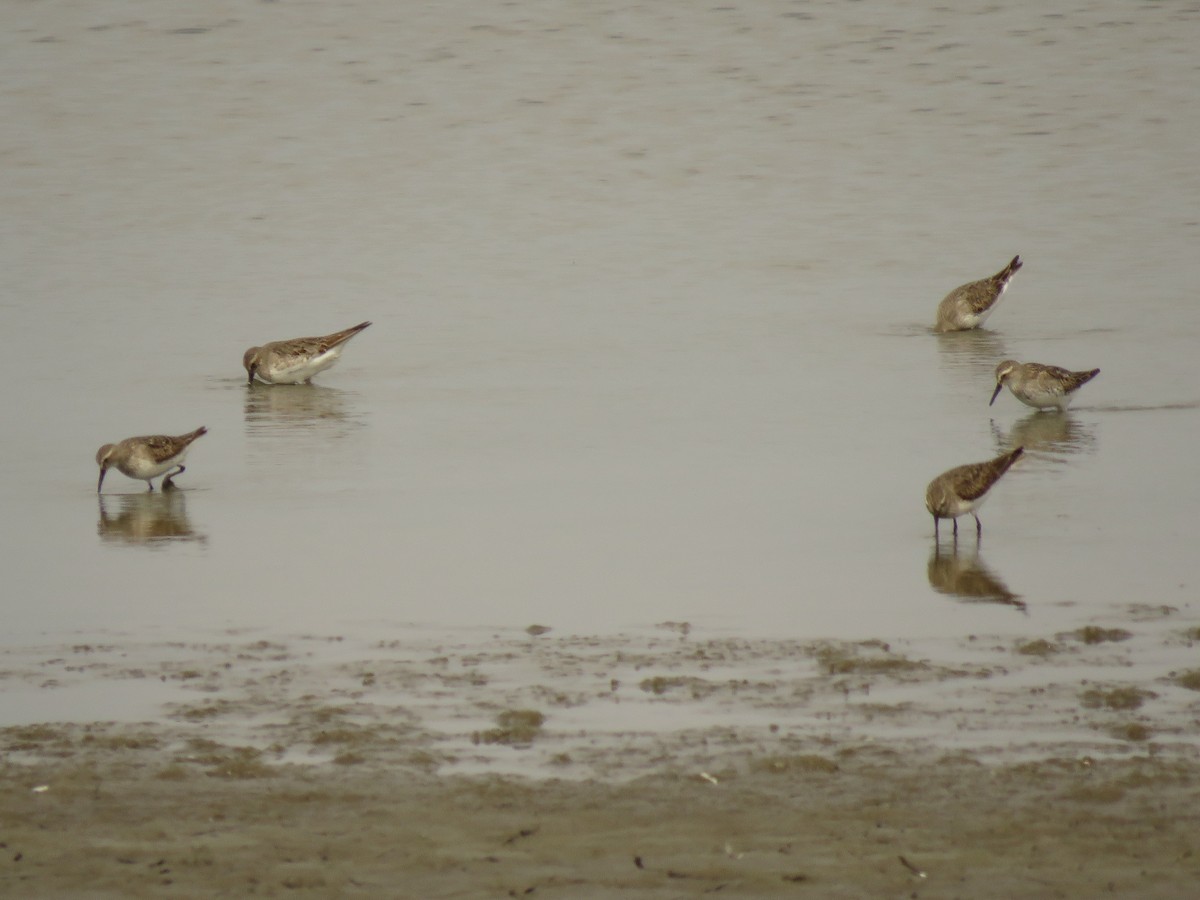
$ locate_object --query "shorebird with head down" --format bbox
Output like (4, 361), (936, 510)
(990, 360), (1100, 412)
(934, 255), (1022, 333)
(243, 321), (372, 385)
(96, 427), (208, 493)
(925, 446), (1024, 539)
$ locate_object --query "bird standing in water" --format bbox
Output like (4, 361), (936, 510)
(990, 360), (1100, 412)
(96, 427), (208, 492)
(934, 256), (1022, 333)
(243, 321), (372, 385)
(925, 446), (1024, 539)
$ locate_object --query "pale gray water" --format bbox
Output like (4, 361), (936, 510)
(2, 0), (1199, 654)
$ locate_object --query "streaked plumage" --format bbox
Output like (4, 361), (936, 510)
(934, 255), (1022, 333)
(243, 321), (371, 385)
(925, 446), (1024, 539)
(96, 427), (208, 493)
(990, 360), (1100, 411)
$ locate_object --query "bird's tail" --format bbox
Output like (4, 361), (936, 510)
(328, 321), (372, 347)
(995, 255), (1023, 283)
(996, 445), (1024, 476)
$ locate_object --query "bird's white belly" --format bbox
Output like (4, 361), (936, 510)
(122, 450), (186, 480)
(1013, 385), (1066, 410)
(945, 492), (988, 519)
(260, 347), (343, 384)
(956, 309), (985, 329)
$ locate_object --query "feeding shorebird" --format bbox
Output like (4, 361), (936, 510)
(925, 446), (1024, 539)
(96, 427), (208, 493)
(243, 321), (371, 385)
(990, 360), (1100, 412)
(934, 255), (1022, 333)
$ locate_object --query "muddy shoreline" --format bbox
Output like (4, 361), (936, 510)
(3, 621), (1199, 896)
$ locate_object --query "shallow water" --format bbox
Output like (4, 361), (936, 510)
(2, 1), (1199, 660)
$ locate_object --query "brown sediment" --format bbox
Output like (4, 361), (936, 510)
(2, 624), (1199, 898)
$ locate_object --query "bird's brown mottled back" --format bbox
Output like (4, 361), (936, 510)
(954, 446), (1024, 502)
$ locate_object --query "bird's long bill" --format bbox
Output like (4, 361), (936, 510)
(97, 465), (108, 493)
(989, 382), (1004, 406)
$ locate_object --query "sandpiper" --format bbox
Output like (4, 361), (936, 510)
(96, 427), (208, 493)
(990, 360), (1100, 412)
(934, 255), (1022, 333)
(243, 321), (371, 385)
(925, 446), (1024, 539)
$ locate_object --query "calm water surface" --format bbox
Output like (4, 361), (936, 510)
(2, 1), (1199, 656)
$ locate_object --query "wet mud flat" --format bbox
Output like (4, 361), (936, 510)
(2, 613), (1199, 898)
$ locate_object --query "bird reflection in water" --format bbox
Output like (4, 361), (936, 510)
(990, 410), (1097, 462)
(934, 327), (1009, 379)
(243, 382), (357, 433)
(97, 489), (206, 548)
(927, 543), (1025, 611)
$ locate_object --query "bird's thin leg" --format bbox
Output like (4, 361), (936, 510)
(952, 517), (958, 537)
(163, 465), (186, 490)
(973, 514), (982, 539)
(933, 515), (939, 540)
